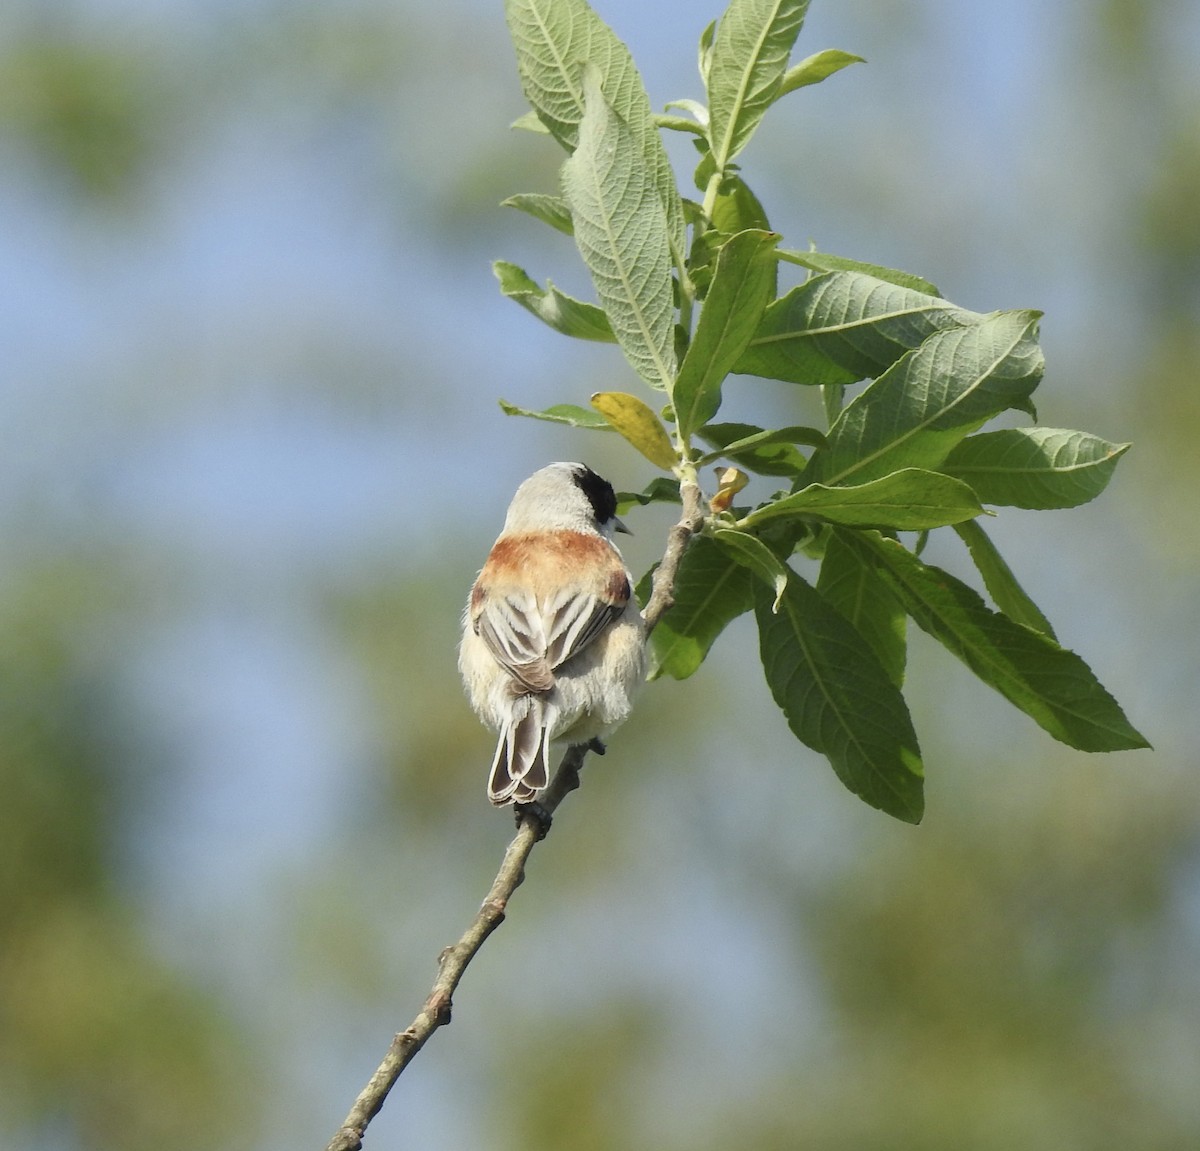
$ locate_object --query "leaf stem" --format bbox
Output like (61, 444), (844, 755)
(701, 169), (724, 223)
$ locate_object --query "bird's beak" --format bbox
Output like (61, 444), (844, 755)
(613, 516), (632, 535)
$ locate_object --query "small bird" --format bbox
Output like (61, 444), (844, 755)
(459, 462), (647, 805)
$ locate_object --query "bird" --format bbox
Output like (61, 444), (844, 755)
(459, 462), (646, 805)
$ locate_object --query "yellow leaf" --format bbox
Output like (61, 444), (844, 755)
(590, 392), (678, 469)
(709, 466), (749, 513)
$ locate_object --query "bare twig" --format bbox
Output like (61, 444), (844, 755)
(322, 748), (586, 1151)
(323, 481), (706, 1151)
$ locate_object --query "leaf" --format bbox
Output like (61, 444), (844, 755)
(940, 427), (1132, 509)
(501, 192), (574, 235)
(562, 69), (678, 391)
(493, 261), (615, 341)
(504, 0), (686, 256)
(665, 98), (710, 127)
(511, 109), (551, 133)
(698, 18), (716, 87)
(655, 113), (707, 136)
(698, 422), (809, 477)
(591, 391), (677, 469)
(659, 98), (710, 136)
(806, 310), (1046, 486)
(822, 382), (845, 426)
(718, 424), (828, 452)
(709, 466), (750, 513)
(641, 535), (757, 680)
(707, 0), (811, 170)
(777, 248), (939, 296)
(952, 519), (1056, 637)
(735, 271), (978, 385)
(499, 399), (614, 430)
(681, 219), (723, 294)
(754, 574), (924, 822)
(698, 423), (826, 466)
(674, 229), (780, 437)
(777, 48), (865, 96)
(742, 468), (983, 531)
(693, 145), (719, 195)
(818, 529), (906, 687)
(711, 174), (773, 235)
(616, 476), (681, 514)
(713, 527), (789, 609)
(844, 532), (1150, 753)
(681, 198), (708, 230)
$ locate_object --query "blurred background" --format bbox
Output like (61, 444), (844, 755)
(2, 0), (1197, 1148)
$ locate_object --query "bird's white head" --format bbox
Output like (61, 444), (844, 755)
(500, 462), (629, 538)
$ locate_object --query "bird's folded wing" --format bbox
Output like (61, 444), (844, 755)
(474, 589), (555, 692)
(476, 583), (626, 690)
(543, 585), (625, 671)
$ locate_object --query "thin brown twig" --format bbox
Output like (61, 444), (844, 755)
(322, 479), (706, 1151)
(643, 478), (706, 635)
(322, 747), (586, 1151)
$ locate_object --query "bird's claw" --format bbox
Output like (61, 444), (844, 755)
(514, 800), (552, 840)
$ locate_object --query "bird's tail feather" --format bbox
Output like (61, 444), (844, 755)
(488, 696), (554, 805)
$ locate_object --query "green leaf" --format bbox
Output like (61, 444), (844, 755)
(658, 100), (708, 137)
(952, 519), (1056, 637)
(681, 197), (708, 229)
(940, 427), (1132, 509)
(562, 68), (678, 391)
(674, 229), (780, 438)
(693, 144), (719, 194)
(844, 532), (1150, 753)
(665, 98), (710, 128)
(707, 0), (811, 170)
(493, 261), (615, 341)
(590, 391), (677, 469)
(822, 382), (845, 425)
(777, 248), (939, 296)
(698, 423), (826, 463)
(498, 399), (614, 430)
(806, 310), (1045, 486)
(655, 113), (707, 136)
(641, 535), (757, 680)
(754, 574), (924, 823)
(711, 173), (773, 235)
(698, 19), (716, 87)
(616, 476), (682, 514)
(511, 109), (551, 133)
(504, 0), (686, 257)
(777, 48), (865, 96)
(697, 422), (809, 477)
(721, 425), (828, 452)
(712, 527), (789, 609)
(743, 468), (983, 531)
(818, 529), (906, 687)
(735, 271), (978, 385)
(501, 192), (574, 235)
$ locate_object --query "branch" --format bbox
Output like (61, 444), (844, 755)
(322, 749), (585, 1151)
(323, 481), (706, 1151)
(643, 477), (706, 635)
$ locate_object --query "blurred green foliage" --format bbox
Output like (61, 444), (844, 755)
(0, 563), (258, 1147)
(0, 37), (169, 201)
